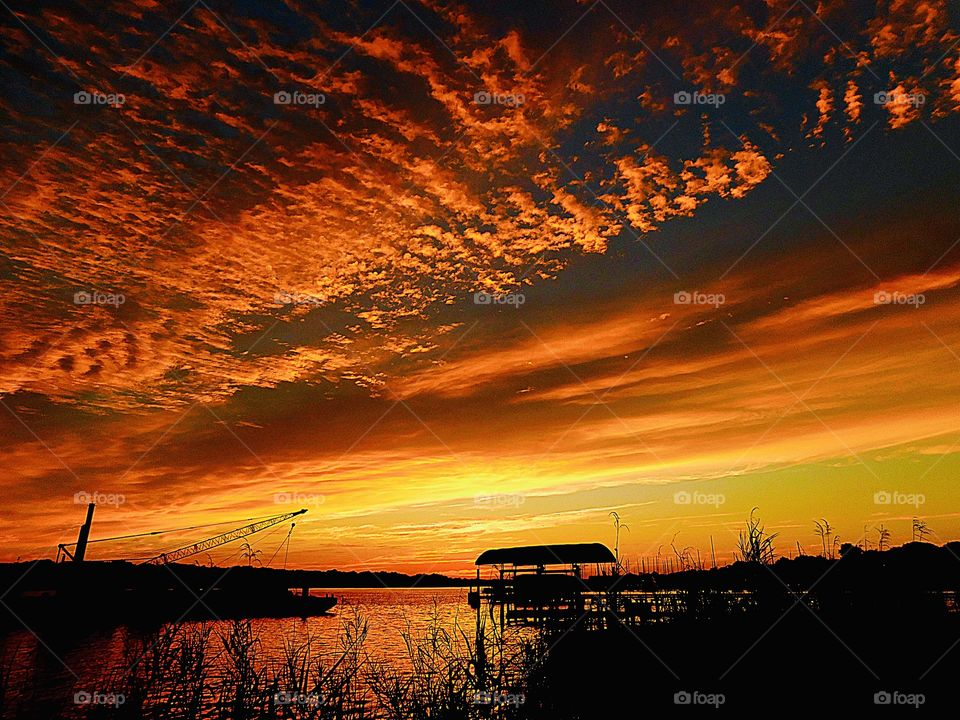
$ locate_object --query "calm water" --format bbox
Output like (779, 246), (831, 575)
(0, 587), (476, 718)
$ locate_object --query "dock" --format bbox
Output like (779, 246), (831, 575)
(468, 542), (758, 630)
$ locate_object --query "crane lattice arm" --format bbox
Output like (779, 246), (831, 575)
(145, 509), (307, 565)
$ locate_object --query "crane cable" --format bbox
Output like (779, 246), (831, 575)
(203, 521), (290, 566)
(283, 524), (293, 569)
(266, 523), (296, 568)
(122, 522), (293, 564)
(61, 512), (291, 547)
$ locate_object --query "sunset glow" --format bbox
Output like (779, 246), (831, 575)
(2, 0), (960, 576)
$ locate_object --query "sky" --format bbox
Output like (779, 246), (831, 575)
(1, 0), (960, 575)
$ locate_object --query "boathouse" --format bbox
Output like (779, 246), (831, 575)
(469, 543), (617, 628)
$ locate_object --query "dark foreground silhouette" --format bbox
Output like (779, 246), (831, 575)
(528, 542), (960, 714)
(1, 542), (957, 716)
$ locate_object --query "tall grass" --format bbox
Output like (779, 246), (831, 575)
(73, 604), (542, 719)
(736, 507), (777, 564)
(93, 613), (367, 720)
(364, 603), (541, 719)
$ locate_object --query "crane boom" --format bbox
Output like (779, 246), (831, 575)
(145, 508), (308, 565)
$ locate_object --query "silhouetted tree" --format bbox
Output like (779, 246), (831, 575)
(839, 543), (861, 557)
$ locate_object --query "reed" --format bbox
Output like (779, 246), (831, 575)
(736, 507), (778, 564)
(94, 614), (370, 720)
(364, 602), (541, 719)
(75, 602), (548, 719)
(102, 622), (211, 720)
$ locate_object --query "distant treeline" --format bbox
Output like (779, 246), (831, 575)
(609, 540), (960, 593)
(0, 559), (469, 592)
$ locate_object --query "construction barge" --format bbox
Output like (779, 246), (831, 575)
(2, 561), (337, 627)
(1, 504), (337, 628)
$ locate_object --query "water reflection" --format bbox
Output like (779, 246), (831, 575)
(1, 587), (513, 719)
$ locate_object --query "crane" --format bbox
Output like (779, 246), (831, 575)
(144, 509), (307, 565)
(57, 506), (308, 565)
(56, 503), (96, 562)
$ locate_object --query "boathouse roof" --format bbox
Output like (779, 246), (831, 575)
(475, 543), (615, 566)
